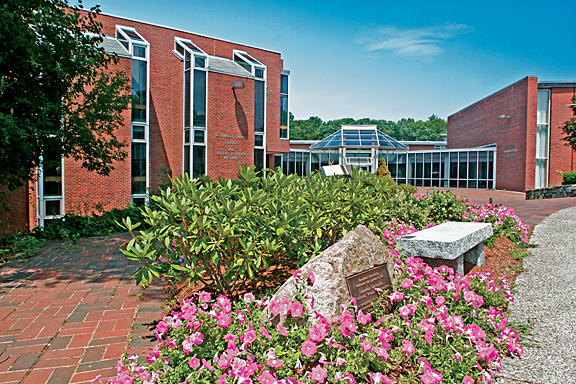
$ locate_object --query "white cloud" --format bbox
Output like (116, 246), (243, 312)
(362, 24), (474, 60)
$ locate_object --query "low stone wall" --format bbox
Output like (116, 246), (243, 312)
(526, 185), (576, 200)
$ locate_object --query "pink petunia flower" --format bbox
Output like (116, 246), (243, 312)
(290, 301), (304, 317)
(311, 365), (328, 383)
(188, 356), (201, 368)
(198, 291), (211, 303)
(401, 279), (413, 289)
(257, 371), (277, 384)
(260, 326), (272, 340)
(216, 313), (231, 328)
(277, 324), (289, 337)
(402, 339), (415, 355)
(307, 269), (316, 285)
(244, 292), (255, 303)
(267, 359), (284, 368)
(309, 323), (328, 342)
(301, 340), (318, 358)
(356, 310), (372, 324)
(360, 339), (373, 352)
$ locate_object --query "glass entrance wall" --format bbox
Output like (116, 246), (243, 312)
(380, 148), (496, 189)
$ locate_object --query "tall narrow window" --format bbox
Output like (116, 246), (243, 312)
(535, 89), (550, 189)
(118, 26), (149, 204)
(254, 81), (265, 132)
(280, 73), (289, 139)
(177, 38), (207, 178)
(39, 152), (64, 225)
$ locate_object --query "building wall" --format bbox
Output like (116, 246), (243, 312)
(448, 76), (537, 192)
(548, 86), (576, 186)
(0, 187), (31, 235)
(2, 13), (289, 233)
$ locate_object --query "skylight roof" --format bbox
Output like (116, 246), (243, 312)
(310, 125), (408, 150)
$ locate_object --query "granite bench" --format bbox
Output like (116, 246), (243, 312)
(396, 222), (493, 275)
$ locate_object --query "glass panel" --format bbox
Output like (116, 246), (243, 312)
(176, 42), (185, 56)
(535, 159), (547, 189)
(397, 153), (407, 178)
(43, 153), (62, 197)
(450, 153), (458, 179)
(194, 130), (204, 144)
(311, 153), (320, 172)
(468, 180), (477, 188)
(193, 70), (206, 127)
(254, 149), (264, 172)
(459, 180), (467, 188)
(184, 70), (191, 127)
(537, 89), (550, 125)
(133, 125), (145, 140)
(185, 51), (191, 70)
(45, 200), (61, 216)
(254, 134), (263, 147)
(432, 153), (440, 179)
(416, 154), (423, 179)
(255, 68), (264, 78)
(450, 180), (458, 188)
(424, 153), (431, 179)
(132, 198), (146, 207)
(254, 81), (265, 132)
(282, 154), (288, 175)
(289, 152), (296, 174)
(184, 129), (190, 144)
(183, 41), (203, 53)
(122, 29), (144, 41)
(244, 54), (261, 64)
(280, 94), (289, 126)
(131, 60), (147, 122)
(536, 124), (548, 158)
(281, 75), (288, 94)
(133, 45), (146, 58)
(195, 56), (206, 68)
(296, 152), (303, 177)
(193, 146), (205, 178)
(234, 55), (252, 72)
(458, 152), (468, 179)
(441, 152), (449, 179)
(488, 152), (494, 180)
(479, 152), (488, 179)
(131, 143), (147, 195)
(330, 152), (339, 164)
(468, 151), (478, 179)
(274, 155), (282, 170)
(303, 153), (309, 176)
(184, 145), (190, 176)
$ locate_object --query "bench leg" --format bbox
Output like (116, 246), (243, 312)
(463, 242), (485, 267)
(421, 255), (464, 275)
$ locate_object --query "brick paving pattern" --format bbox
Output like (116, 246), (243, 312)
(1, 190), (575, 383)
(0, 234), (164, 384)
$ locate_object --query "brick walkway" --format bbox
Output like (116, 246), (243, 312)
(1, 190), (575, 383)
(0, 234), (164, 384)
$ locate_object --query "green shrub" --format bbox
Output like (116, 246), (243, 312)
(561, 170), (576, 185)
(33, 204), (145, 241)
(120, 165), (393, 294)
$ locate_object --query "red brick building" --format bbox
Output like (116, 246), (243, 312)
(1, 13), (290, 233)
(448, 76), (576, 192)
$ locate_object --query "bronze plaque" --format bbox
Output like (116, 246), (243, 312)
(346, 264), (392, 314)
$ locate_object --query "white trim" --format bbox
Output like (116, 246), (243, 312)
(100, 12), (281, 54)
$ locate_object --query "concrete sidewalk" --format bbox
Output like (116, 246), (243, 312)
(417, 187), (576, 228)
(0, 235), (164, 384)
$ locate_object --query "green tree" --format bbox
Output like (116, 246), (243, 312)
(289, 114), (446, 141)
(0, 0), (132, 190)
(559, 95), (576, 153)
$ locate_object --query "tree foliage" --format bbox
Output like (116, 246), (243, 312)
(559, 95), (576, 153)
(0, 0), (132, 190)
(289, 113), (447, 142)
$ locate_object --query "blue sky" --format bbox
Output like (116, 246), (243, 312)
(92, 0), (576, 121)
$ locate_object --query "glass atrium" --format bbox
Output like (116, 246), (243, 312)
(280, 125), (497, 189)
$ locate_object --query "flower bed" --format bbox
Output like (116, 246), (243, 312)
(107, 256), (524, 384)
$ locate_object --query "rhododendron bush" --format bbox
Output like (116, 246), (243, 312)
(107, 256), (523, 384)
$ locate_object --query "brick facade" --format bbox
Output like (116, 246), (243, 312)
(447, 76), (576, 192)
(0, 13), (290, 234)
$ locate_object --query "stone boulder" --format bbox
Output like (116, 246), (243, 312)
(267, 224), (396, 322)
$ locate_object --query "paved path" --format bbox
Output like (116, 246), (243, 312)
(1, 190), (575, 383)
(417, 188), (576, 228)
(496, 206), (576, 384)
(0, 235), (164, 384)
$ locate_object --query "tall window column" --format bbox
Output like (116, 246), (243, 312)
(535, 89), (550, 189)
(177, 38), (207, 178)
(118, 26), (150, 205)
(280, 71), (289, 139)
